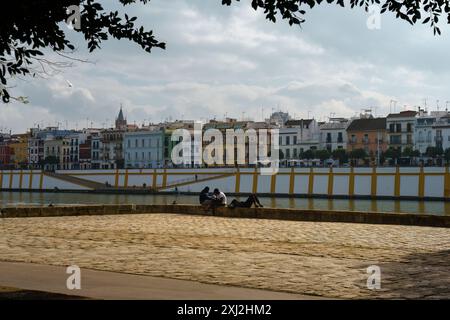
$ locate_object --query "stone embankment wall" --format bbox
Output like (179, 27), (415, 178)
(1, 204), (450, 228)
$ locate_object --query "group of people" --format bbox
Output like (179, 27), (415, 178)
(199, 187), (263, 211)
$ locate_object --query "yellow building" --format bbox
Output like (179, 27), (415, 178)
(9, 133), (29, 168)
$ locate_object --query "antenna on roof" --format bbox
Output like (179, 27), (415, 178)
(389, 100), (397, 113)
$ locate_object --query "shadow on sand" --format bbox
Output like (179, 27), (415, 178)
(360, 249), (450, 299)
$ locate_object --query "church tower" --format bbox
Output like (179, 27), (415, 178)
(115, 105), (127, 130)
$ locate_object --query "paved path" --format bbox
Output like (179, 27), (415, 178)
(0, 261), (314, 300)
(1, 213), (450, 299)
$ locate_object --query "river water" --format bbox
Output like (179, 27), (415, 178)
(1, 191), (449, 215)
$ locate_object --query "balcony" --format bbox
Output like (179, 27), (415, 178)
(389, 129), (414, 134)
(389, 134), (402, 145)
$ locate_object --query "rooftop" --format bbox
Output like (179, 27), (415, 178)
(347, 117), (386, 131)
(387, 110), (418, 118)
(319, 119), (350, 130)
(285, 119), (314, 127)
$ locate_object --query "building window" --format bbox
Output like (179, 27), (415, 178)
(389, 124), (395, 133)
(407, 134), (413, 144)
(286, 136), (290, 146)
(293, 136), (297, 145)
(293, 148), (297, 158)
(286, 149), (290, 159)
(396, 123), (401, 133)
(337, 132), (343, 143)
(390, 135), (401, 144)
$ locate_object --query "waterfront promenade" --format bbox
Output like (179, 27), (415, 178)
(1, 213), (450, 299)
(0, 261), (315, 300)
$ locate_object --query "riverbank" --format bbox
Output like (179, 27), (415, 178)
(2, 167), (449, 201)
(1, 213), (450, 299)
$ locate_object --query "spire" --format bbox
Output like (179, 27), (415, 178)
(115, 104), (127, 129)
(117, 104), (124, 122)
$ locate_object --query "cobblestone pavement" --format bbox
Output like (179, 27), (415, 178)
(1, 213), (450, 299)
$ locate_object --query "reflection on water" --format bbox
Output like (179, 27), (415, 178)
(0, 191), (449, 216)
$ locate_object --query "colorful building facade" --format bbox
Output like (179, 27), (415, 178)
(347, 117), (387, 157)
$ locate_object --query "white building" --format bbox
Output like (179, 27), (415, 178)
(43, 137), (63, 170)
(413, 110), (448, 154)
(97, 129), (125, 169)
(28, 136), (44, 168)
(124, 130), (164, 168)
(279, 119), (320, 159)
(91, 132), (102, 169)
(319, 118), (350, 152)
(67, 132), (88, 170)
(433, 114), (450, 151)
(386, 110), (417, 152)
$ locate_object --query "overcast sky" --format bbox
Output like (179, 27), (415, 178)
(2, 0), (450, 133)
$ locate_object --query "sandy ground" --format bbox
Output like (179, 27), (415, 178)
(1, 213), (450, 299)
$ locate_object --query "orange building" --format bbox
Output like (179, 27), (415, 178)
(9, 133), (30, 168)
(346, 118), (387, 157)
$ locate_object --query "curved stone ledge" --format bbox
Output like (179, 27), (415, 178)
(1, 204), (450, 228)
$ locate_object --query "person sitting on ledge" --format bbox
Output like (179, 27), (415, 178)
(211, 188), (227, 208)
(228, 194), (263, 209)
(199, 186), (213, 207)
